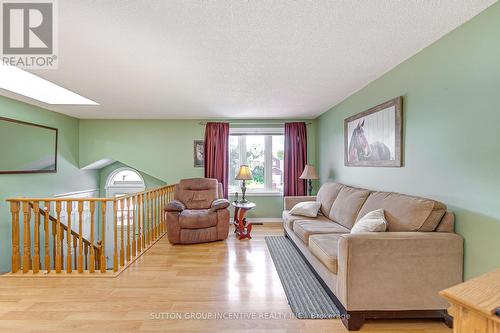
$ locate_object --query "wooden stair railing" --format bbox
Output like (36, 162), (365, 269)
(6, 184), (175, 276)
(28, 202), (102, 272)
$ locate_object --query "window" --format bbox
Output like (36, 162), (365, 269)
(229, 128), (284, 195)
(105, 167), (145, 226)
(107, 169), (143, 186)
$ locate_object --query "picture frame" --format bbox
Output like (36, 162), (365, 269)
(193, 140), (205, 167)
(0, 116), (58, 174)
(344, 96), (403, 167)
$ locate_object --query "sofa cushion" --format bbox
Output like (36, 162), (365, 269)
(289, 201), (321, 217)
(356, 191), (447, 232)
(179, 209), (218, 229)
(282, 210), (331, 230)
(293, 220), (350, 245)
(328, 186), (371, 229)
(351, 209), (387, 233)
(316, 183), (344, 216)
(309, 234), (341, 274)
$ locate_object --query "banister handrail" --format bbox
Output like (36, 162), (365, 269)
(5, 184), (176, 276)
(6, 197), (114, 202)
(6, 184), (174, 202)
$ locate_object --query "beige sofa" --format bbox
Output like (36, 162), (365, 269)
(283, 182), (463, 330)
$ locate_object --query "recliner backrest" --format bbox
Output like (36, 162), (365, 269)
(175, 178), (219, 209)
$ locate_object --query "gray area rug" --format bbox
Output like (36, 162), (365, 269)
(265, 236), (340, 319)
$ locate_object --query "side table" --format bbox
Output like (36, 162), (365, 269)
(232, 201), (256, 240)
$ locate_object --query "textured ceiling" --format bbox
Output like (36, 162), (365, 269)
(1, 0), (495, 119)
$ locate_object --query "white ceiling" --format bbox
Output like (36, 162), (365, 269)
(1, 0), (495, 119)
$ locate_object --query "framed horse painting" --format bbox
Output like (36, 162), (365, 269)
(344, 97), (403, 167)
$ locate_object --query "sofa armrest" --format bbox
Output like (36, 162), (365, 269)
(210, 198), (230, 212)
(283, 196), (316, 210)
(164, 200), (185, 212)
(336, 232), (463, 311)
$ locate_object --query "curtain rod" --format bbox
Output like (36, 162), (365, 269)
(198, 121), (312, 126)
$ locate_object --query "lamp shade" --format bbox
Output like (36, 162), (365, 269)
(235, 165), (253, 180)
(299, 165), (319, 180)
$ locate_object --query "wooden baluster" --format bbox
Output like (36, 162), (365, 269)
(120, 198), (125, 266)
(159, 191), (162, 234)
(143, 193), (147, 246)
(10, 202), (20, 273)
(150, 192), (153, 244)
(84, 243), (89, 270)
(164, 189), (167, 233)
(113, 200), (118, 272)
(100, 202), (106, 272)
(165, 188), (170, 234)
(28, 206), (32, 269)
(51, 214), (56, 270)
(55, 202), (62, 273)
(59, 231), (64, 271)
(32, 201), (41, 273)
(155, 191), (161, 240)
(96, 241), (101, 269)
(152, 191), (156, 241)
(73, 234), (78, 270)
(22, 202), (31, 273)
(43, 201), (50, 272)
(158, 191), (162, 234)
(156, 190), (160, 239)
(131, 196), (136, 258)
(147, 192), (152, 244)
(163, 190), (166, 233)
(137, 194), (142, 253)
(126, 197), (131, 262)
(89, 201), (95, 273)
(77, 201), (84, 273)
(145, 192), (149, 245)
(66, 201), (73, 273)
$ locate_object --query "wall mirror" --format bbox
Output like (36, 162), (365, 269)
(0, 117), (58, 174)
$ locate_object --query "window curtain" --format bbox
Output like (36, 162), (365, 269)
(284, 122), (307, 196)
(204, 122), (229, 198)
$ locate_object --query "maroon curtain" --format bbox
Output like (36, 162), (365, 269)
(284, 122), (307, 196)
(204, 122), (229, 199)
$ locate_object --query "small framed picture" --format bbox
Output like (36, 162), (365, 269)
(193, 140), (205, 167)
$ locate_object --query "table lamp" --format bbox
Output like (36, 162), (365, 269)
(235, 165), (252, 203)
(299, 164), (319, 196)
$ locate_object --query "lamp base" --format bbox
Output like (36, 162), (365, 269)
(241, 180), (248, 203)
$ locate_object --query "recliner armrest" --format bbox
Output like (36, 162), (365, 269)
(164, 200), (185, 212)
(210, 198), (230, 211)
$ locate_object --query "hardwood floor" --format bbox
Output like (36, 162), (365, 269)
(0, 224), (452, 332)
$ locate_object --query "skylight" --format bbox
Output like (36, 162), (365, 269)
(0, 65), (98, 105)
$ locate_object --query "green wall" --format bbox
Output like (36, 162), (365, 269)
(80, 119), (317, 218)
(316, 3), (500, 280)
(0, 96), (99, 273)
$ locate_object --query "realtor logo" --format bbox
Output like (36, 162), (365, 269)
(1, 0), (58, 68)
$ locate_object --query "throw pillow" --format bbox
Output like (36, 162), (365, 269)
(289, 201), (321, 218)
(351, 209), (387, 233)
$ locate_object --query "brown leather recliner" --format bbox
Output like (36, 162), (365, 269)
(165, 178), (230, 244)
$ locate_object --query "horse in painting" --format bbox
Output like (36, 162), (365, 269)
(348, 120), (391, 162)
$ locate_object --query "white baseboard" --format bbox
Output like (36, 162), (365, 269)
(244, 218), (283, 223)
